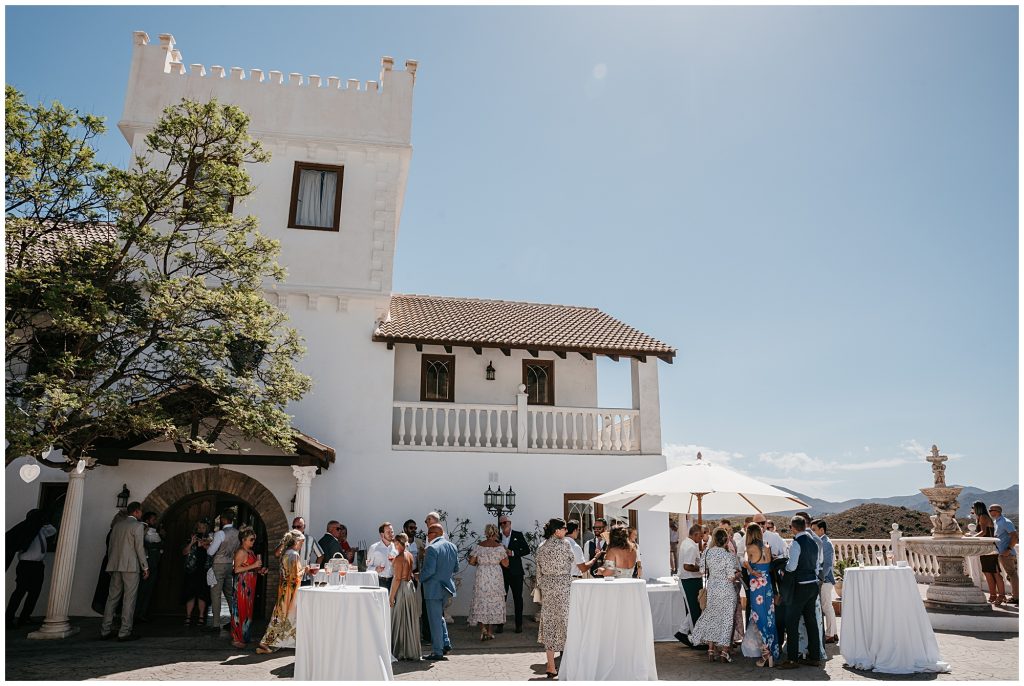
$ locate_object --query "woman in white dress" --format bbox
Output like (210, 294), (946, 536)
(467, 523), (509, 641)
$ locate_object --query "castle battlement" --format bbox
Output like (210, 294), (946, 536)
(120, 31), (417, 147)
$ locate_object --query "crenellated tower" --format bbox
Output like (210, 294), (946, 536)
(119, 31), (417, 299)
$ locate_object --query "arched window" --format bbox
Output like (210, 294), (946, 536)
(421, 354), (455, 402)
(523, 359), (555, 405)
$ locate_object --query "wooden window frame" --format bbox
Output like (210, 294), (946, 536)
(420, 353), (456, 402)
(287, 161), (344, 232)
(523, 359), (555, 406)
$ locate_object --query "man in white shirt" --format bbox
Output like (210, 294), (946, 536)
(565, 521), (589, 577)
(753, 513), (788, 558)
(674, 523), (707, 649)
(669, 519), (680, 575)
(368, 522), (398, 590)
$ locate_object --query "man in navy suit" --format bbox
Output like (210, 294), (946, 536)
(420, 523), (459, 660)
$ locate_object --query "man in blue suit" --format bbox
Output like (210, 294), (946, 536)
(420, 523), (459, 660)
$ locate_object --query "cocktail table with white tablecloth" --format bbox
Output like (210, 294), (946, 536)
(343, 570), (380, 586)
(294, 585), (394, 681)
(840, 566), (951, 674)
(647, 578), (689, 641)
(560, 578), (658, 681)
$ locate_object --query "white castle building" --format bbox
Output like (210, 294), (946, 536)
(5, 32), (676, 630)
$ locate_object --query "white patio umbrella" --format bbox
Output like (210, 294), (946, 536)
(592, 452), (809, 524)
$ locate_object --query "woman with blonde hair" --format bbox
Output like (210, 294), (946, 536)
(256, 529), (306, 654)
(468, 523), (509, 641)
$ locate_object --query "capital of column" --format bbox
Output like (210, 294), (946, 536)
(292, 465), (318, 486)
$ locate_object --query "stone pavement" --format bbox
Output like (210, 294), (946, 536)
(4, 616), (1018, 681)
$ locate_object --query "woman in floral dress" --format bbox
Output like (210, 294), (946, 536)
(536, 518), (574, 679)
(689, 527), (740, 663)
(257, 529), (306, 654)
(230, 527), (266, 649)
(742, 523), (779, 667)
(468, 523), (510, 640)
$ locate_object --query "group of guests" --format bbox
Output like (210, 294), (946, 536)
(676, 511), (836, 671)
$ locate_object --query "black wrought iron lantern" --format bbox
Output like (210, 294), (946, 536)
(484, 484), (517, 518)
(116, 484), (130, 509)
(485, 361), (496, 381)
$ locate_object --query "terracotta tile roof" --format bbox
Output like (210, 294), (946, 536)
(5, 221), (117, 269)
(373, 293), (676, 361)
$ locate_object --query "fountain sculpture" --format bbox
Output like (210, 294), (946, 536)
(901, 445), (999, 613)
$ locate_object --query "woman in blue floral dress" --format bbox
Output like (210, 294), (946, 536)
(742, 523), (780, 667)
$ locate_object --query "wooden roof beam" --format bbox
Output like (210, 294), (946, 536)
(500, 348), (511, 356)
(580, 352), (593, 360)
(527, 349), (539, 358)
(554, 351), (567, 359)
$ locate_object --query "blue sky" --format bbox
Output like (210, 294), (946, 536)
(6, 6), (1018, 500)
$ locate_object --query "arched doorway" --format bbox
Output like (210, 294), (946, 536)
(140, 467), (289, 618)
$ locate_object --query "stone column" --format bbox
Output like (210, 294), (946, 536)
(29, 461), (88, 640)
(291, 465), (318, 529)
(630, 358), (662, 454)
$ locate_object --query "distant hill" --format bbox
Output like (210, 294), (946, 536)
(773, 484), (1019, 518)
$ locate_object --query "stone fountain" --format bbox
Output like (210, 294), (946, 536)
(901, 445), (999, 613)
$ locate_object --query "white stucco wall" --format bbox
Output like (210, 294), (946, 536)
(392, 344), (599, 407)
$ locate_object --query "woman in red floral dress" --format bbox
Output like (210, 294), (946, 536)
(231, 527), (266, 649)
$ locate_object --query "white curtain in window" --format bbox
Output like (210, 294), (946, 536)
(296, 169), (337, 227)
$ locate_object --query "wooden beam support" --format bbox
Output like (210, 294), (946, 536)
(415, 343), (423, 352)
(659, 354), (674, 364)
(554, 351), (567, 359)
(580, 352), (593, 361)
(89, 448), (326, 469)
(500, 348), (511, 356)
(633, 354), (647, 363)
(527, 349), (539, 358)
(386, 341), (394, 350)
(443, 345), (452, 354)
(472, 346), (482, 355)
(607, 354), (620, 362)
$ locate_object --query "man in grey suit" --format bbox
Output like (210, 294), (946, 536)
(420, 523), (459, 661)
(100, 502), (149, 641)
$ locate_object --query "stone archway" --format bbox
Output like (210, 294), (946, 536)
(141, 467), (290, 617)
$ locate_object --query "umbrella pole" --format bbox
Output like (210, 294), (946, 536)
(697, 493), (703, 526)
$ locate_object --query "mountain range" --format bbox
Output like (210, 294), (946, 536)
(774, 484), (1019, 517)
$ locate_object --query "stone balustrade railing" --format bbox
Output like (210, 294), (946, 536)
(392, 397), (641, 454)
(830, 523), (1016, 589)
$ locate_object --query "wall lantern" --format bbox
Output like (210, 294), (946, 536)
(116, 484), (131, 509)
(290, 493), (296, 513)
(485, 361), (496, 381)
(484, 484), (517, 518)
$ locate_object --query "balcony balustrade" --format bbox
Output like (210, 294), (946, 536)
(392, 399), (641, 454)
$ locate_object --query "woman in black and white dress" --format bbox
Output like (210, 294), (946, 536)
(689, 527), (740, 663)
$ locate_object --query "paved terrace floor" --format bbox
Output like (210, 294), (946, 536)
(5, 614), (1018, 681)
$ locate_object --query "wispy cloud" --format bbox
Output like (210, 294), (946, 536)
(758, 450), (919, 473)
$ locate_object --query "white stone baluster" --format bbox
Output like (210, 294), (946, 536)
(452, 408), (462, 447)
(483, 409), (492, 447)
(471, 409), (481, 447)
(428, 407), (438, 446)
(410, 407), (420, 446)
(569, 411), (578, 449)
(439, 408), (449, 446)
(398, 406), (407, 446)
(541, 411), (550, 449)
(504, 410), (512, 448)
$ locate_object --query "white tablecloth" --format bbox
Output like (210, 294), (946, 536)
(646, 580), (687, 641)
(294, 586), (394, 681)
(560, 579), (658, 681)
(343, 570), (380, 586)
(840, 566), (950, 674)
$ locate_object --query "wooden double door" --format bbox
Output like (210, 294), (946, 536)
(150, 492), (269, 619)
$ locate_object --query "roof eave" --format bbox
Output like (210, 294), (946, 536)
(371, 334), (675, 363)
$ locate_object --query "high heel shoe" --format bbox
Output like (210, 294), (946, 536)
(756, 649), (774, 668)
(545, 671), (558, 679)
(707, 647), (717, 662)
(718, 649), (732, 663)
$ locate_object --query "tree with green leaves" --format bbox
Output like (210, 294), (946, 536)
(5, 86), (311, 470)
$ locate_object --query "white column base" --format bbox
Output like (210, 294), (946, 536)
(28, 622), (81, 640)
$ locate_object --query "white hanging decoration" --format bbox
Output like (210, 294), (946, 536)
(75, 459), (87, 474)
(41, 445), (54, 461)
(19, 463), (41, 483)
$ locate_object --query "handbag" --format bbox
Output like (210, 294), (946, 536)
(740, 617), (763, 658)
(532, 585), (542, 603)
(697, 555), (710, 609)
(206, 566), (217, 587)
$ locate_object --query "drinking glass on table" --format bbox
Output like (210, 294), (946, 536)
(874, 551), (883, 566)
